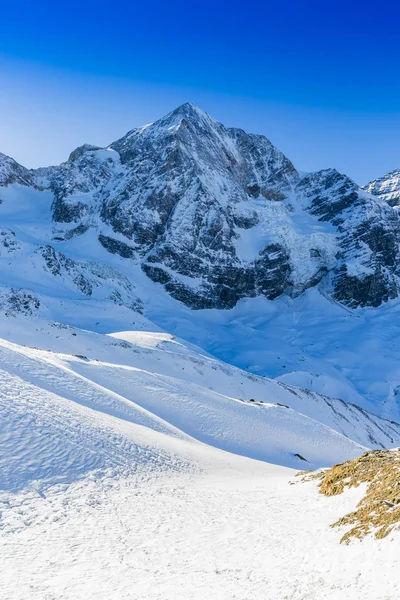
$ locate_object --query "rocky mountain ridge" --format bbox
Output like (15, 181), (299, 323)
(364, 169), (400, 208)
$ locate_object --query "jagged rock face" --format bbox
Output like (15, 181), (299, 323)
(0, 230), (21, 255)
(299, 169), (400, 307)
(1, 103), (400, 310)
(36, 244), (143, 310)
(37, 103), (304, 308)
(111, 106), (301, 308)
(47, 147), (121, 223)
(364, 169), (400, 207)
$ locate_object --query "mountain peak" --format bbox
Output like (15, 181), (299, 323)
(169, 102), (208, 118)
(156, 102), (220, 133)
(68, 144), (102, 162)
(0, 151), (18, 164)
(0, 152), (32, 186)
(110, 102), (221, 159)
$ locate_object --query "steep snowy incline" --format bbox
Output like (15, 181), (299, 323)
(0, 334), (359, 483)
(1, 312), (400, 493)
(0, 363), (192, 492)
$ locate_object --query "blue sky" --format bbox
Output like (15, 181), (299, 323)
(1, 0), (399, 184)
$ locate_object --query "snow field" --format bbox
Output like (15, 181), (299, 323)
(2, 459), (400, 600)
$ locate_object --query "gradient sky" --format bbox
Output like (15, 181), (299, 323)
(1, 0), (400, 184)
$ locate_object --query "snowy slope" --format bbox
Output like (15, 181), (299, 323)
(3, 312), (397, 489)
(149, 288), (400, 420)
(3, 458), (400, 600)
(1, 315), (400, 599)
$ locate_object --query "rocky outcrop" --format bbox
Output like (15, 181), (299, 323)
(98, 234), (135, 259)
(0, 288), (40, 316)
(298, 169), (400, 307)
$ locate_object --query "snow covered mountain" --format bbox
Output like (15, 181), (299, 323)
(2, 104), (400, 418)
(3, 103), (400, 414)
(2, 102), (400, 313)
(2, 104), (400, 599)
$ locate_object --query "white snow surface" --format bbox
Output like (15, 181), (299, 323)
(1, 111), (400, 598)
(1, 314), (400, 599)
(3, 454), (400, 600)
(1, 314), (394, 482)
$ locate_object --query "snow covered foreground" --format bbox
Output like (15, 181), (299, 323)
(2, 454), (400, 600)
(1, 315), (400, 599)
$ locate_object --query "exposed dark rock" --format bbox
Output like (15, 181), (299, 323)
(333, 267), (398, 308)
(261, 189), (286, 201)
(98, 234), (135, 259)
(64, 225), (90, 240)
(68, 144), (102, 162)
(52, 197), (90, 223)
(0, 289), (41, 316)
(39, 245), (93, 296)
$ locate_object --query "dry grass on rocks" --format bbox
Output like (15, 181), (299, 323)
(300, 449), (400, 543)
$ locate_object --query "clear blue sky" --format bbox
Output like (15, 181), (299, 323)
(1, 0), (399, 184)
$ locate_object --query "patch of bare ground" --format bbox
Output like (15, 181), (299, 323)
(300, 449), (400, 543)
